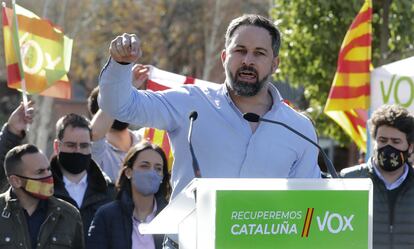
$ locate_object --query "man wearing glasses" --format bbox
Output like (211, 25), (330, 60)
(51, 113), (115, 240)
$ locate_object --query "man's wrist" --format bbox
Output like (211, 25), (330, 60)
(6, 123), (24, 138)
(111, 57), (131, 65)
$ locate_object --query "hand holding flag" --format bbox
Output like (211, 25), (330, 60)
(7, 100), (34, 136)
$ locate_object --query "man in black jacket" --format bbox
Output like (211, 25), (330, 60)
(341, 104), (414, 249)
(52, 113), (115, 239)
(0, 101), (34, 192)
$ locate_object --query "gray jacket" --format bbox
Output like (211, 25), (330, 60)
(341, 159), (414, 249)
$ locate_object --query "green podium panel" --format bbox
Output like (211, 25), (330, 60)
(140, 178), (372, 249)
(216, 190), (368, 249)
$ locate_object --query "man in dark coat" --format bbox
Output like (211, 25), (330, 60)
(0, 102), (34, 192)
(0, 144), (84, 249)
(52, 113), (115, 239)
(341, 104), (414, 249)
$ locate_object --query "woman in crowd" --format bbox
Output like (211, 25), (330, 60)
(86, 141), (170, 249)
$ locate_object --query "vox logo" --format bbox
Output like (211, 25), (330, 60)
(316, 211), (354, 234)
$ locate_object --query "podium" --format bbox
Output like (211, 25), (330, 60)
(140, 178), (373, 249)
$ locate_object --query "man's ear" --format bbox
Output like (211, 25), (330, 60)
(8, 175), (24, 189)
(271, 56), (280, 73)
(220, 49), (227, 66)
(53, 139), (60, 154)
(409, 143), (413, 154)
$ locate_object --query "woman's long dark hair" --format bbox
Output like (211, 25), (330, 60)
(116, 141), (171, 201)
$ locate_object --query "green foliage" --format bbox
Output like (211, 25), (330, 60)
(271, 0), (414, 146)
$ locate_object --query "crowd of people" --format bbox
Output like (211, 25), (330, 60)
(0, 13), (413, 249)
(0, 100), (170, 249)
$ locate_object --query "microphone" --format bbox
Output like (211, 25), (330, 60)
(243, 113), (339, 178)
(188, 111), (201, 178)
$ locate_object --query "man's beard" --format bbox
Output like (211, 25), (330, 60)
(225, 65), (271, 97)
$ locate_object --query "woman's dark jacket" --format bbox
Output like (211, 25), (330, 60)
(86, 190), (168, 249)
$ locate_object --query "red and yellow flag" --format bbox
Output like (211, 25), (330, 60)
(2, 3), (73, 99)
(324, 0), (372, 152)
(143, 127), (174, 172)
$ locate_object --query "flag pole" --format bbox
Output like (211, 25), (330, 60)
(11, 0), (29, 115)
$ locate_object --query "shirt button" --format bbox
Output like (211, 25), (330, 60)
(52, 217), (56, 221)
(37, 242), (41, 246)
(19, 242), (23, 246)
(57, 207), (61, 211)
(52, 237), (57, 242)
(5, 237), (10, 242)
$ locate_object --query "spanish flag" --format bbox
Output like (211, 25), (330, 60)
(2, 3), (73, 99)
(324, 0), (372, 152)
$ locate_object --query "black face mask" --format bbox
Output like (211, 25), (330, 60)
(376, 144), (409, 172)
(58, 152), (91, 174)
(111, 120), (129, 131)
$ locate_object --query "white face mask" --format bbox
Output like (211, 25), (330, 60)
(132, 169), (162, 196)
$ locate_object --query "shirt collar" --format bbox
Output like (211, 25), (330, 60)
(371, 157), (409, 190)
(63, 173), (88, 187)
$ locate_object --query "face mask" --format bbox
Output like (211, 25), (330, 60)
(58, 152), (91, 174)
(111, 120), (129, 131)
(16, 174), (54, 199)
(131, 169), (162, 196)
(376, 144), (409, 172)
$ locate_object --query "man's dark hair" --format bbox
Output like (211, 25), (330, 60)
(370, 104), (414, 143)
(56, 113), (92, 140)
(87, 86), (99, 116)
(4, 144), (39, 176)
(225, 14), (281, 57)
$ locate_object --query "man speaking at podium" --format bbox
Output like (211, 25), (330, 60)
(99, 14), (321, 198)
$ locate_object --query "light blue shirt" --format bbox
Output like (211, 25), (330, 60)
(92, 129), (142, 182)
(99, 59), (321, 198)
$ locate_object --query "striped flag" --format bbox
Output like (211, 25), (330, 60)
(2, 3), (73, 99)
(142, 66), (214, 172)
(324, 0), (372, 152)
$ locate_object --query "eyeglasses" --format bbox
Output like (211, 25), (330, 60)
(59, 141), (92, 151)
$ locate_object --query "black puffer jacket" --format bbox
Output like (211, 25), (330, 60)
(50, 155), (115, 240)
(341, 159), (414, 249)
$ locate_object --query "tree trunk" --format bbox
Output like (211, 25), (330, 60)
(27, 96), (54, 156)
(202, 0), (224, 81)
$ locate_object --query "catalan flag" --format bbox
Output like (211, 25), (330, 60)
(324, 0), (372, 152)
(2, 3), (73, 99)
